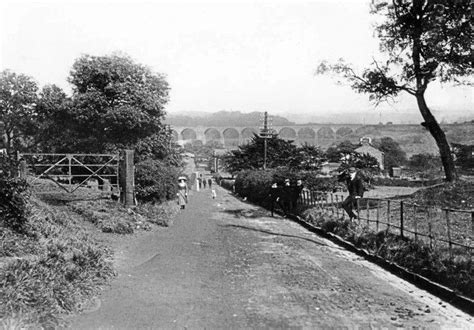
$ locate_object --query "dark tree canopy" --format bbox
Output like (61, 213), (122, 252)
(0, 70), (38, 155)
(374, 136), (407, 169)
(67, 53), (170, 152)
(222, 134), (325, 174)
(325, 140), (359, 162)
(317, 0), (472, 181)
(34, 84), (71, 152)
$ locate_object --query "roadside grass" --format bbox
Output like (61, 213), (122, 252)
(1, 181), (179, 327)
(302, 208), (473, 299)
(0, 197), (115, 328)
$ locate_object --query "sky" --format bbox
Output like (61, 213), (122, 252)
(1, 0), (472, 123)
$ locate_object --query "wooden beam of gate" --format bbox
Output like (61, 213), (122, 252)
(68, 155), (119, 193)
(30, 156), (68, 183)
(46, 176), (76, 193)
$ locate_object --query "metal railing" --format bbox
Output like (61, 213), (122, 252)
(298, 189), (474, 258)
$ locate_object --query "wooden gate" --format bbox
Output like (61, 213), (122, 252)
(18, 153), (120, 195)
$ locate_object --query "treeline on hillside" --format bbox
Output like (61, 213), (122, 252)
(165, 111), (295, 127)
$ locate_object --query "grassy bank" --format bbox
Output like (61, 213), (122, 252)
(1, 191), (178, 328)
(301, 209), (473, 300)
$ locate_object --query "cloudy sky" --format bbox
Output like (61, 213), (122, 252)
(1, 0), (472, 122)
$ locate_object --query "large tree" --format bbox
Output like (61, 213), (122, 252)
(317, 0), (472, 181)
(374, 136), (407, 169)
(0, 70), (38, 155)
(67, 53), (170, 152)
(34, 84), (71, 152)
(222, 134), (298, 173)
(222, 134), (325, 174)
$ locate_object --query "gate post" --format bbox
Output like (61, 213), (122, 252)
(120, 149), (135, 206)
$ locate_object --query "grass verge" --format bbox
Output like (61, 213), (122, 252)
(1, 194), (179, 328)
(302, 208), (473, 300)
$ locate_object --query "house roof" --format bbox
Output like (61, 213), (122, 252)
(355, 145), (384, 155)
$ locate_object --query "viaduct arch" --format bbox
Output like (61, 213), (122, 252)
(171, 124), (366, 148)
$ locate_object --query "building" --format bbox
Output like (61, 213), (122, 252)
(354, 137), (384, 170)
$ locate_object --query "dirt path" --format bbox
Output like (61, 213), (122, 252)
(70, 185), (472, 329)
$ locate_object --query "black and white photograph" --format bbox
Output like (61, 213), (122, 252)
(1, 0), (473, 328)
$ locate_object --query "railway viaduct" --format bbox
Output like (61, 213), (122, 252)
(170, 124), (367, 148)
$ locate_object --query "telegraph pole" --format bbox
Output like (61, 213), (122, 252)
(260, 111), (271, 170)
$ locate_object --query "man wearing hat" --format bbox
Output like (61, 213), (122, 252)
(341, 167), (365, 220)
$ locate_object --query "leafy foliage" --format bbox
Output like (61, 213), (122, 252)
(317, 0), (473, 181)
(408, 153), (441, 170)
(374, 136), (407, 169)
(222, 134), (324, 174)
(135, 159), (180, 203)
(234, 169), (276, 205)
(0, 70), (38, 155)
(69, 53), (170, 151)
(452, 143), (474, 171)
(325, 140), (359, 162)
(0, 156), (30, 233)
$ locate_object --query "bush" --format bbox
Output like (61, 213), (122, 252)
(0, 156), (30, 233)
(135, 159), (180, 203)
(234, 169), (275, 205)
(233, 168), (343, 207)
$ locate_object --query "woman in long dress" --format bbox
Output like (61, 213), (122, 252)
(177, 176), (189, 209)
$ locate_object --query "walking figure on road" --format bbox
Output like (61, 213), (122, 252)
(177, 176), (189, 209)
(340, 167), (364, 220)
(208, 178), (212, 189)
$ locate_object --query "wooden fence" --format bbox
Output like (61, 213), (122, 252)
(298, 189), (474, 258)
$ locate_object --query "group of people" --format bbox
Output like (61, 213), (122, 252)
(197, 176), (213, 190)
(268, 167), (365, 220)
(268, 178), (304, 217)
(177, 166), (365, 219)
(176, 175), (217, 210)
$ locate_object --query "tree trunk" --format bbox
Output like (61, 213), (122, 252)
(416, 94), (457, 182)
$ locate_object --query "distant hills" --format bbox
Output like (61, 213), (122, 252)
(165, 109), (473, 126)
(164, 111), (295, 127)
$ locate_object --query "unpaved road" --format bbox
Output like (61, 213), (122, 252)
(70, 185), (472, 329)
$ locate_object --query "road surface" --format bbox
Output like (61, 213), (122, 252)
(70, 185), (472, 329)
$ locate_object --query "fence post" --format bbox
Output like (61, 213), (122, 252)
(413, 204), (418, 242)
(331, 193), (334, 215)
(445, 209), (452, 260)
(366, 198), (370, 226)
(400, 201), (404, 238)
(427, 208), (433, 249)
(376, 200), (380, 232)
(356, 198), (361, 224)
(120, 149), (135, 206)
(68, 154), (72, 186)
(387, 200), (391, 231)
(18, 158), (28, 179)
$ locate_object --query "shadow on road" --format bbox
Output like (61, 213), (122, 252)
(221, 208), (270, 219)
(221, 223), (336, 248)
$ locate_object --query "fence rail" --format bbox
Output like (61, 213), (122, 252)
(298, 189), (474, 257)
